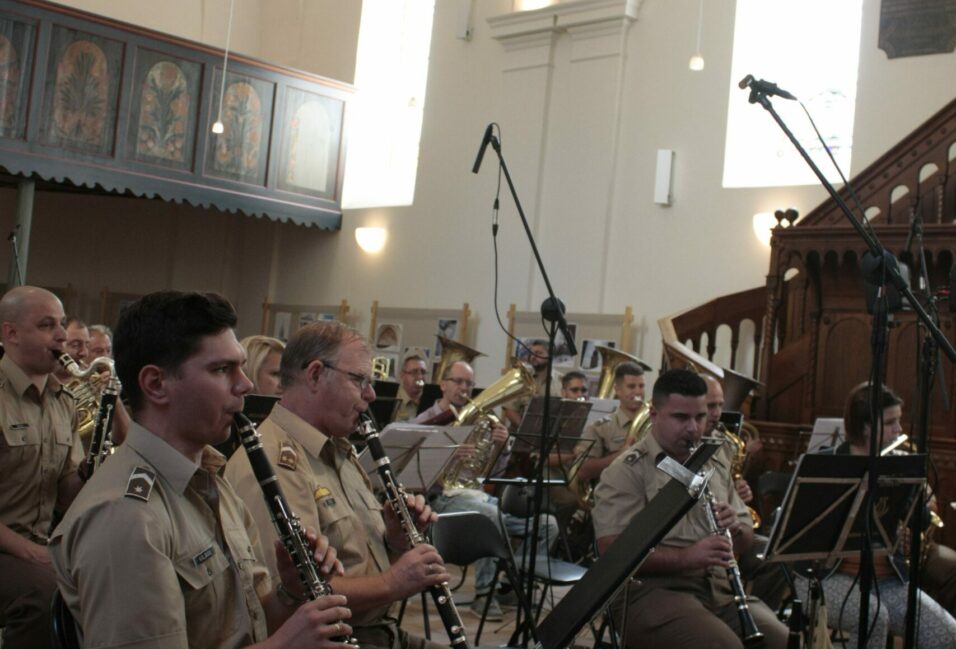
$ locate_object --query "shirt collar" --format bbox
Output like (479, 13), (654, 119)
(270, 403), (332, 459)
(0, 354), (61, 397)
(125, 422), (223, 495)
(614, 406), (634, 428)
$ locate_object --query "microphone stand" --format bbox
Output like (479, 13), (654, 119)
(474, 126), (576, 646)
(744, 84), (956, 649)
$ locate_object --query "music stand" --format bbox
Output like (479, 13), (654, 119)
(356, 423), (473, 491)
(764, 453), (924, 564)
(764, 453), (924, 648)
(505, 396), (592, 484)
(536, 438), (725, 649)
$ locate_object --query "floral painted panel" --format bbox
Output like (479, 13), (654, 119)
(127, 49), (200, 170)
(41, 26), (123, 154)
(0, 17), (35, 140)
(278, 86), (344, 199)
(204, 68), (274, 185)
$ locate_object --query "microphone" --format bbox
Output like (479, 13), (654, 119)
(738, 74), (797, 101)
(471, 123), (494, 174)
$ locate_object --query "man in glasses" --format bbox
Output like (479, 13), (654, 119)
(415, 360), (558, 620)
(393, 352), (428, 422)
(226, 321), (448, 649)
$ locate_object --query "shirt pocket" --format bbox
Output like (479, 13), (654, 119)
(0, 409), (40, 448)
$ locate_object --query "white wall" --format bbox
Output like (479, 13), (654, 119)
(9, 0), (956, 387)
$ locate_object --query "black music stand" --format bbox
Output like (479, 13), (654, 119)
(764, 453), (924, 649)
(535, 438), (724, 649)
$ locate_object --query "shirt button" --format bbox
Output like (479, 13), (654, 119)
(206, 567), (213, 576)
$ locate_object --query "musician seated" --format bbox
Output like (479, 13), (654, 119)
(415, 360), (559, 621)
(699, 374), (789, 611)
(573, 361), (646, 484)
(0, 287), (85, 649)
(227, 321), (449, 649)
(88, 324), (113, 360)
(501, 340), (561, 430)
(50, 292), (352, 649)
(393, 351), (427, 422)
(593, 369), (788, 649)
(793, 382), (956, 649)
(241, 335), (286, 396)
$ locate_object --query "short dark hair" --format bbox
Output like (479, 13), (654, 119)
(843, 382), (903, 445)
(561, 370), (587, 388)
(614, 361), (644, 383)
(114, 291), (238, 411)
(651, 369), (707, 407)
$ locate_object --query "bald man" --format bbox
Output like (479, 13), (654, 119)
(0, 286), (85, 649)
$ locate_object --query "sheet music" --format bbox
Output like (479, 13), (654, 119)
(357, 423), (473, 491)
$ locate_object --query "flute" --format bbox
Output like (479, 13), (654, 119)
(234, 413), (357, 646)
(357, 412), (471, 649)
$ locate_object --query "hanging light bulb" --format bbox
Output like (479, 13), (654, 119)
(689, 0), (704, 72)
(212, 0), (236, 135)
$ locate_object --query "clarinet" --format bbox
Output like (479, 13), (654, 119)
(234, 414), (357, 646)
(86, 372), (119, 473)
(357, 412), (471, 649)
(54, 351), (118, 477)
(701, 486), (764, 645)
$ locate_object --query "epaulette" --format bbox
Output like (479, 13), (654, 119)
(623, 448), (646, 465)
(277, 441), (298, 471)
(125, 466), (157, 502)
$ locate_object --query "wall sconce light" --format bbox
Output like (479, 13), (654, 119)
(752, 212), (776, 247)
(688, 0), (705, 71)
(355, 227), (387, 254)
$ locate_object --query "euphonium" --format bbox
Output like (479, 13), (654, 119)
(53, 351), (114, 439)
(432, 336), (485, 384)
(438, 362), (536, 491)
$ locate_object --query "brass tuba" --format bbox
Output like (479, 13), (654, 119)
(438, 363), (536, 491)
(432, 336), (485, 384)
(594, 345), (653, 399)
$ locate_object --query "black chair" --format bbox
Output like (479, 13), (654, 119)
(430, 510), (536, 645)
(51, 590), (81, 649)
(498, 485), (587, 614)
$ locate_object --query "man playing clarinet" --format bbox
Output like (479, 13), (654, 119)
(227, 320), (450, 649)
(50, 291), (351, 649)
(592, 369), (787, 649)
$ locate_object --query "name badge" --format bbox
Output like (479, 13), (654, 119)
(193, 546), (216, 567)
(9, 423), (29, 430)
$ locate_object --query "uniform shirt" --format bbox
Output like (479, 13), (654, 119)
(393, 385), (420, 422)
(592, 431), (752, 604)
(50, 423), (270, 649)
(225, 403), (392, 627)
(0, 354), (81, 543)
(575, 406), (633, 460)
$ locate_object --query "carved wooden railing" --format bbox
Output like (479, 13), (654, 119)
(659, 285), (766, 378)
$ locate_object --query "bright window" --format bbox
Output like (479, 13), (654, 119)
(342, 0), (436, 208)
(722, 0), (864, 188)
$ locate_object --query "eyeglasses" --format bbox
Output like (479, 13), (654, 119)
(321, 361), (374, 392)
(565, 386), (587, 394)
(402, 368), (428, 377)
(443, 377), (475, 388)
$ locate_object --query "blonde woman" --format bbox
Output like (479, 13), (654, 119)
(240, 335), (285, 395)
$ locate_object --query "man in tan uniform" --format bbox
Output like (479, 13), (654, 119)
(0, 286), (85, 649)
(393, 352), (428, 422)
(502, 340), (561, 429)
(227, 321), (449, 649)
(50, 291), (352, 649)
(574, 361), (646, 483)
(592, 369), (787, 649)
